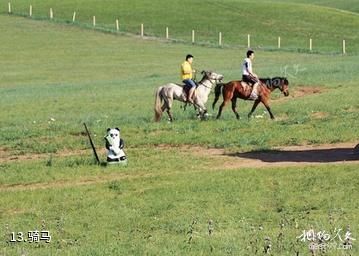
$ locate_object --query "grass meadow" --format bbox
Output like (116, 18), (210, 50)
(0, 1), (359, 255)
(2, 0), (359, 53)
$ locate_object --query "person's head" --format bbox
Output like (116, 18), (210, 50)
(246, 50), (254, 59)
(186, 54), (194, 64)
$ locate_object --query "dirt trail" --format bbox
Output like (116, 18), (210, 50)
(0, 142), (358, 192)
(186, 142), (359, 169)
(1, 143), (358, 167)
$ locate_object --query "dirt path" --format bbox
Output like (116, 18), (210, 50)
(1, 143), (358, 168)
(0, 142), (358, 192)
(187, 142), (359, 169)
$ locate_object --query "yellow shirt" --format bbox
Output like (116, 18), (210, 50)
(181, 61), (193, 80)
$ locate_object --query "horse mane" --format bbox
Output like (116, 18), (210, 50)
(198, 70), (212, 83)
(260, 77), (288, 88)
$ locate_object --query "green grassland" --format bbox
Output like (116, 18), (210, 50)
(1, 15), (358, 153)
(0, 3), (358, 255)
(265, 0), (359, 13)
(2, 0), (359, 53)
(1, 157), (358, 255)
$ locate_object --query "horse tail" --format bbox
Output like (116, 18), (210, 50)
(154, 87), (163, 122)
(212, 82), (224, 110)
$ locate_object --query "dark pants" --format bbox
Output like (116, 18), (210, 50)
(242, 75), (257, 85)
(183, 79), (196, 90)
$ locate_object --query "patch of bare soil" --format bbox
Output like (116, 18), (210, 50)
(0, 148), (107, 163)
(310, 111), (329, 119)
(291, 86), (327, 98)
(1, 143), (358, 168)
(270, 86), (326, 105)
(187, 142), (359, 170)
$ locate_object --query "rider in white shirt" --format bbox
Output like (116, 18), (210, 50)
(242, 50), (259, 100)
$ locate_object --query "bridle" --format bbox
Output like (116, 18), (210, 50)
(198, 74), (222, 89)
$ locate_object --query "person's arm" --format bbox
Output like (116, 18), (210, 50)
(245, 61), (258, 79)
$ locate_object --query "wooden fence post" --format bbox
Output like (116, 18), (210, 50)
(50, 8), (53, 19)
(342, 40), (346, 54)
(141, 23), (144, 37)
(116, 19), (119, 31)
(166, 27), (169, 39)
(219, 32), (222, 46)
(29, 5), (32, 17)
(72, 12), (76, 22)
(93, 16), (96, 27)
(8, 2), (11, 14)
(278, 37), (281, 49)
(309, 38), (312, 51)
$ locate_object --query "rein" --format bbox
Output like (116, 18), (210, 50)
(198, 78), (218, 89)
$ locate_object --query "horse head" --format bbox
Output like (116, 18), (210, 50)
(271, 77), (289, 96)
(201, 70), (224, 83)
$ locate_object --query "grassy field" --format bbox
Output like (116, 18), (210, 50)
(0, 3), (358, 255)
(1, 157), (358, 255)
(1, 15), (358, 153)
(2, 0), (359, 53)
(265, 0), (359, 13)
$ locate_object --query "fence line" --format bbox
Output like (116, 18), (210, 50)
(5, 4), (351, 54)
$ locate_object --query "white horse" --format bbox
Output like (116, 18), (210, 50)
(154, 70), (223, 122)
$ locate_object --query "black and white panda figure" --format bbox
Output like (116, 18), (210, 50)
(104, 128), (128, 165)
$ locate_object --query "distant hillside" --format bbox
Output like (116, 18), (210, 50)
(2, 0), (358, 53)
(263, 0), (359, 13)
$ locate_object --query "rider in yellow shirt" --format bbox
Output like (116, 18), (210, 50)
(181, 54), (196, 104)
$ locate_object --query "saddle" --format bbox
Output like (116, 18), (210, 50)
(181, 82), (198, 100)
(240, 81), (253, 93)
(240, 81), (251, 89)
(240, 80), (262, 99)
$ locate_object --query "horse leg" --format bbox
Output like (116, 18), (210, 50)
(216, 100), (229, 119)
(231, 97), (240, 120)
(194, 100), (207, 120)
(248, 99), (260, 119)
(166, 109), (174, 122)
(212, 93), (219, 110)
(262, 100), (275, 119)
(164, 97), (174, 122)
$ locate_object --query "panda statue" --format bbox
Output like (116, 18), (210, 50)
(104, 128), (128, 165)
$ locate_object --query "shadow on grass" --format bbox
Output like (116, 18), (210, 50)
(227, 147), (359, 163)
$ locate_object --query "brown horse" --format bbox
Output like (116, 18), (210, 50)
(212, 77), (289, 119)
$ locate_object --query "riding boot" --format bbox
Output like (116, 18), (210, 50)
(187, 88), (195, 104)
(249, 83), (259, 100)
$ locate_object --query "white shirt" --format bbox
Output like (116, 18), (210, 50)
(242, 58), (252, 76)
